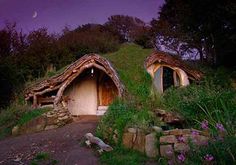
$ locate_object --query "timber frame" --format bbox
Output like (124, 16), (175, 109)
(24, 54), (124, 108)
(145, 51), (203, 81)
(144, 51), (203, 93)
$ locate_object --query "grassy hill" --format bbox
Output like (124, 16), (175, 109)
(97, 44), (236, 164)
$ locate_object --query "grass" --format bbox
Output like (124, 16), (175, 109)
(100, 146), (147, 165)
(30, 152), (58, 165)
(0, 105), (51, 139)
(17, 108), (50, 126)
(103, 43), (155, 106)
(98, 44), (236, 164)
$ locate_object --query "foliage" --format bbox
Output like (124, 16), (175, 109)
(162, 68), (236, 135)
(97, 44), (161, 145)
(0, 105), (50, 139)
(31, 152), (58, 165)
(0, 105), (29, 139)
(152, 0), (236, 66)
(100, 146), (147, 165)
(0, 22), (121, 108)
(186, 136), (236, 165)
(97, 99), (159, 144)
(17, 108), (50, 126)
(105, 15), (146, 42)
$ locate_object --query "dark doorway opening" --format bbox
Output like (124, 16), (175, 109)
(163, 67), (174, 91)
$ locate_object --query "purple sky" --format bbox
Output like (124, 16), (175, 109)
(0, 0), (164, 33)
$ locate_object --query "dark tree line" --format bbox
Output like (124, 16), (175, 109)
(151, 0), (236, 67)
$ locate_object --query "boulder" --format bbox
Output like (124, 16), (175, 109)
(122, 132), (134, 149)
(45, 125), (58, 130)
(160, 135), (177, 144)
(152, 126), (163, 133)
(174, 143), (190, 152)
(145, 133), (159, 157)
(127, 128), (137, 134)
(12, 125), (19, 136)
(154, 109), (184, 125)
(20, 116), (47, 134)
(160, 145), (174, 158)
(133, 130), (145, 153)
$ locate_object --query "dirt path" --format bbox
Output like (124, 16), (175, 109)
(0, 117), (100, 165)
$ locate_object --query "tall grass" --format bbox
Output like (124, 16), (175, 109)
(162, 68), (236, 134)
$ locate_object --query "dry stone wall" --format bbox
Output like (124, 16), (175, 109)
(122, 127), (210, 158)
(12, 106), (72, 135)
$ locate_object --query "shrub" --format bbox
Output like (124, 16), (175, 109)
(162, 68), (236, 135)
(0, 105), (50, 139)
(96, 99), (159, 145)
(186, 136), (236, 164)
(100, 146), (147, 165)
(17, 108), (50, 126)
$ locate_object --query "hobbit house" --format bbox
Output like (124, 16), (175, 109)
(25, 54), (124, 116)
(145, 51), (203, 93)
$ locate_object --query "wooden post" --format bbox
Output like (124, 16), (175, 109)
(33, 95), (37, 108)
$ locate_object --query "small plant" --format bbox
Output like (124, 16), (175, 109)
(100, 146), (147, 165)
(17, 108), (50, 126)
(31, 152), (58, 165)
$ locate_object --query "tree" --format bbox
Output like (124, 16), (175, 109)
(105, 15), (146, 42)
(152, 0), (236, 66)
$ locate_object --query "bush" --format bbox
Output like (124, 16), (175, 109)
(96, 99), (159, 145)
(0, 105), (50, 139)
(186, 136), (236, 164)
(162, 68), (236, 135)
(100, 146), (147, 165)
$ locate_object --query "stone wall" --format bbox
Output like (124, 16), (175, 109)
(122, 127), (209, 158)
(12, 106), (72, 135)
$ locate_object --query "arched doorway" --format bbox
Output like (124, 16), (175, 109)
(153, 66), (182, 93)
(63, 68), (118, 116)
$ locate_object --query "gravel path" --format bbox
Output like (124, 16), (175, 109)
(0, 118), (99, 165)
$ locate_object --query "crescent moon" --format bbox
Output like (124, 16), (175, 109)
(32, 11), (38, 19)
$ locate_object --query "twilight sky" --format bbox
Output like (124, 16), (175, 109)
(0, 0), (165, 33)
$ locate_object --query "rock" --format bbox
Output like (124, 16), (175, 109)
(20, 116), (46, 134)
(46, 116), (57, 125)
(174, 143), (190, 152)
(58, 113), (66, 117)
(114, 129), (118, 135)
(45, 125), (58, 130)
(152, 126), (163, 133)
(46, 113), (56, 118)
(128, 128), (137, 134)
(58, 115), (69, 121)
(182, 129), (191, 134)
(155, 109), (184, 125)
(160, 135), (177, 144)
(145, 133), (159, 157)
(168, 129), (183, 136)
(12, 125), (19, 136)
(122, 132), (134, 149)
(163, 130), (170, 135)
(192, 135), (209, 146)
(85, 133), (113, 152)
(133, 131), (145, 153)
(160, 145), (174, 158)
(183, 134), (209, 145)
(113, 134), (118, 143)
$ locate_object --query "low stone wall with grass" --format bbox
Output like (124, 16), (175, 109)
(12, 107), (72, 135)
(122, 127), (210, 158)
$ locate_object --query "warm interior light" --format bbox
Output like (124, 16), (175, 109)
(91, 68), (94, 74)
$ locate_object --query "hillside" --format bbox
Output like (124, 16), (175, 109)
(0, 44), (235, 165)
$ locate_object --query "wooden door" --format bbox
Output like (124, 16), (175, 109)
(100, 76), (117, 106)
